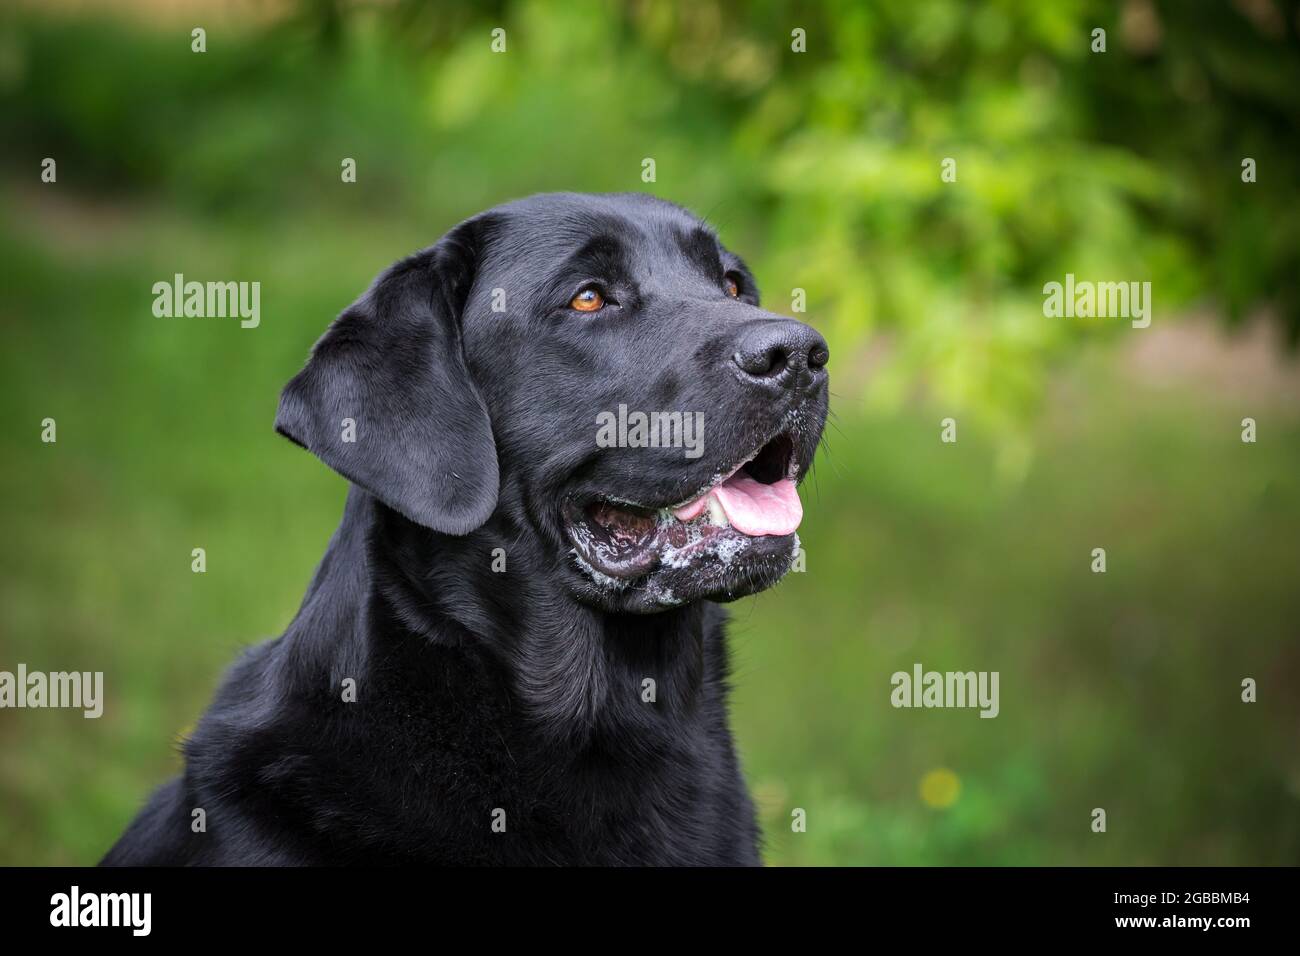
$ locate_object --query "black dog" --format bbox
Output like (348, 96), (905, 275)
(103, 193), (829, 865)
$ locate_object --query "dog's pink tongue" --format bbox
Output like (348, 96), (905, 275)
(712, 475), (802, 536)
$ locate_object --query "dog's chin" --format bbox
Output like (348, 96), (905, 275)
(560, 430), (806, 614)
(565, 521), (800, 613)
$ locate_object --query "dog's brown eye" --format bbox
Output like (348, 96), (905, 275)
(724, 274), (741, 298)
(570, 288), (605, 312)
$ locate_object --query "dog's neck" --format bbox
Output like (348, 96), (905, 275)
(292, 486), (720, 748)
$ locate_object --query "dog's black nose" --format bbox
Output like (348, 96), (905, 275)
(732, 320), (829, 389)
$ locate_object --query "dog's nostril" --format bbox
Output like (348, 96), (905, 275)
(809, 344), (829, 370)
(733, 346), (788, 379)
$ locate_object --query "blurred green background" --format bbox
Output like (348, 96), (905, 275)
(2, 0), (1298, 865)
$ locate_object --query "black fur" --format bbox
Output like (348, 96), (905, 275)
(102, 193), (829, 866)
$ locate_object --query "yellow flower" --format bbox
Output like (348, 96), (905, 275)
(920, 768), (961, 809)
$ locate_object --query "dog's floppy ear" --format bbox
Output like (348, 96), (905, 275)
(275, 219), (499, 535)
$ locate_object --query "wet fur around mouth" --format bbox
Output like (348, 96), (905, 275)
(562, 422), (812, 611)
(102, 192), (828, 867)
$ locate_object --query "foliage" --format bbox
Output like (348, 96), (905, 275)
(3, 1), (1298, 429)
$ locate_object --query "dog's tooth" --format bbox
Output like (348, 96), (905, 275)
(707, 494), (728, 527)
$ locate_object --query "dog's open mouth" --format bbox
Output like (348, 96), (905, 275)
(565, 432), (802, 581)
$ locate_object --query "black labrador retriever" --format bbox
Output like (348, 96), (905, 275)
(103, 192), (829, 865)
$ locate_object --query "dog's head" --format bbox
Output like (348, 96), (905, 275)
(277, 193), (829, 614)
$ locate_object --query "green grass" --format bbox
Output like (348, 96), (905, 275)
(737, 391), (1300, 865)
(2, 187), (1297, 865)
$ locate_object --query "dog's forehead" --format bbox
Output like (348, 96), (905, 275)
(485, 192), (725, 275)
